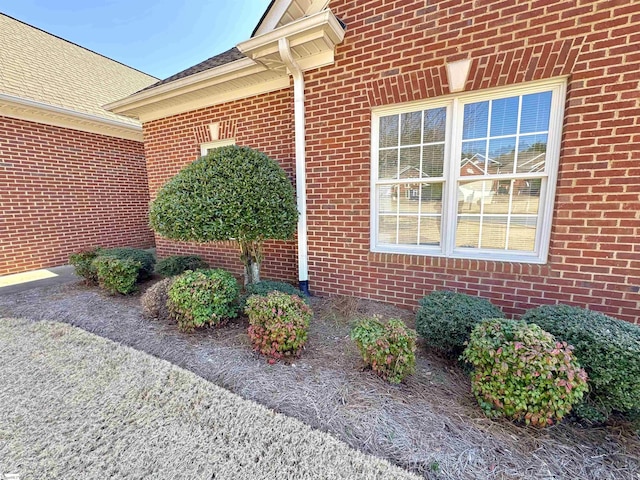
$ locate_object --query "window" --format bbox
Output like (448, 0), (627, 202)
(371, 79), (566, 263)
(200, 138), (235, 156)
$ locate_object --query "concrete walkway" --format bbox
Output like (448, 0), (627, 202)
(0, 265), (79, 296)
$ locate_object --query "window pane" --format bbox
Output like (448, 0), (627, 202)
(456, 216), (480, 248)
(520, 91), (552, 134)
(507, 217), (537, 251)
(378, 216), (397, 244)
(379, 149), (398, 179)
(424, 107), (446, 143)
(380, 115), (399, 147)
(461, 140), (487, 176)
(398, 185), (421, 212)
(398, 216), (419, 244)
(400, 111), (422, 146)
(488, 136), (516, 175)
(419, 216), (441, 246)
(399, 147), (421, 179)
(423, 144), (445, 177)
(421, 183), (444, 205)
(513, 179), (542, 209)
(378, 185), (397, 214)
(517, 134), (547, 174)
(457, 180), (495, 214)
(463, 101), (489, 140)
(490, 96), (519, 136)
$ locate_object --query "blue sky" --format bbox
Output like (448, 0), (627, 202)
(2, 0), (271, 79)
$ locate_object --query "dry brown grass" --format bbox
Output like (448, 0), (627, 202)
(0, 282), (638, 479)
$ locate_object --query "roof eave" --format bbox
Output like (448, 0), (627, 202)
(106, 10), (345, 123)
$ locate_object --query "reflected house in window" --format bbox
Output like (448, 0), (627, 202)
(392, 165), (433, 200)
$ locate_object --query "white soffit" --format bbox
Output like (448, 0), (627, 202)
(106, 9), (344, 123)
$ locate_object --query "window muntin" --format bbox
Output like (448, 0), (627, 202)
(371, 80), (565, 263)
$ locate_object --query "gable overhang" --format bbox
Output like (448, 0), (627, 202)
(105, 10), (345, 123)
(0, 93), (143, 141)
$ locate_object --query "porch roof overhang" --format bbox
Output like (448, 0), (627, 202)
(105, 10), (345, 123)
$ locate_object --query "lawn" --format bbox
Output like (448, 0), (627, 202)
(0, 279), (638, 479)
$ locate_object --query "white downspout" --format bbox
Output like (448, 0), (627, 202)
(278, 37), (310, 295)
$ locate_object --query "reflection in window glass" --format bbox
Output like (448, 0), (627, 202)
(520, 91), (552, 134)
(400, 111), (422, 146)
(380, 115), (399, 148)
(490, 96), (519, 136)
(463, 101), (489, 140)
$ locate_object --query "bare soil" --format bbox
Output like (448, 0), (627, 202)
(1, 278), (638, 479)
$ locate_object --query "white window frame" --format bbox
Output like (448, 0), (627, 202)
(370, 78), (566, 264)
(200, 138), (235, 156)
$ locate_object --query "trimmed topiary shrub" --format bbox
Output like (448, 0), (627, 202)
(100, 247), (155, 281)
(416, 290), (504, 357)
(167, 269), (239, 332)
(245, 291), (312, 363)
(239, 280), (308, 310)
(462, 318), (588, 427)
(141, 277), (174, 320)
(155, 255), (209, 277)
(522, 304), (640, 421)
(351, 317), (417, 384)
(93, 256), (141, 295)
(149, 145), (298, 285)
(69, 248), (101, 285)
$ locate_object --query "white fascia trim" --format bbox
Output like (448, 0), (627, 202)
(253, 0), (293, 37)
(0, 93), (143, 141)
(238, 10), (344, 58)
(105, 57), (260, 114)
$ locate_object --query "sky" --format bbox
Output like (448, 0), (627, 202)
(1, 0), (271, 79)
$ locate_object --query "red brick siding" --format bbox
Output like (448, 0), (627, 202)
(0, 116), (155, 275)
(143, 0), (640, 323)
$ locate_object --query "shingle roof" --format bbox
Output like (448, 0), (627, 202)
(140, 47), (246, 92)
(0, 14), (157, 126)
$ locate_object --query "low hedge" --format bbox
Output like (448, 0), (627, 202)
(155, 255), (209, 277)
(351, 317), (417, 384)
(522, 304), (640, 421)
(416, 290), (504, 357)
(462, 318), (588, 427)
(168, 269), (239, 332)
(69, 248), (100, 285)
(100, 247), (155, 281)
(93, 256), (140, 295)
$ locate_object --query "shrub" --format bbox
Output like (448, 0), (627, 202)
(69, 248), (101, 285)
(245, 291), (312, 362)
(462, 319), (588, 427)
(100, 247), (155, 280)
(155, 255), (209, 277)
(149, 145), (298, 285)
(416, 290), (504, 356)
(93, 256), (141, 295)
(522, 304), (640, 420)
(167, 269), (239, 332)
(239, 280), (308, 310)
(351, 317), (417, 384)
(141, 278), (174, 320)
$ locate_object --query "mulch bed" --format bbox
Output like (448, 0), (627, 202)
(1, 278), (638, 479)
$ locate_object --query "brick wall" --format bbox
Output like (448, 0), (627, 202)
(143, 0), (640, 323)
(0, 116), (155, 275)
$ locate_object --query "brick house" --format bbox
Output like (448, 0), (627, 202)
(0, 14), (157, 275)
(108, 0), (640, 323)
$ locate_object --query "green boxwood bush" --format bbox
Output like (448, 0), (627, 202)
(141, 277), (174, 320)
(100, 247), (155, 280)
(462, 319), (588, 427)
(168, 269), (239, 332)
(93, 256), (140, 295)
(522, 304), (640, 420)
(69, 248), (100, 285)
(155, 255), (209, 277)
(245, 291), (312, 363)
(416, 290), (504, 356)
(239, 280), (308, 310)
(351, 317), (417, 384)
